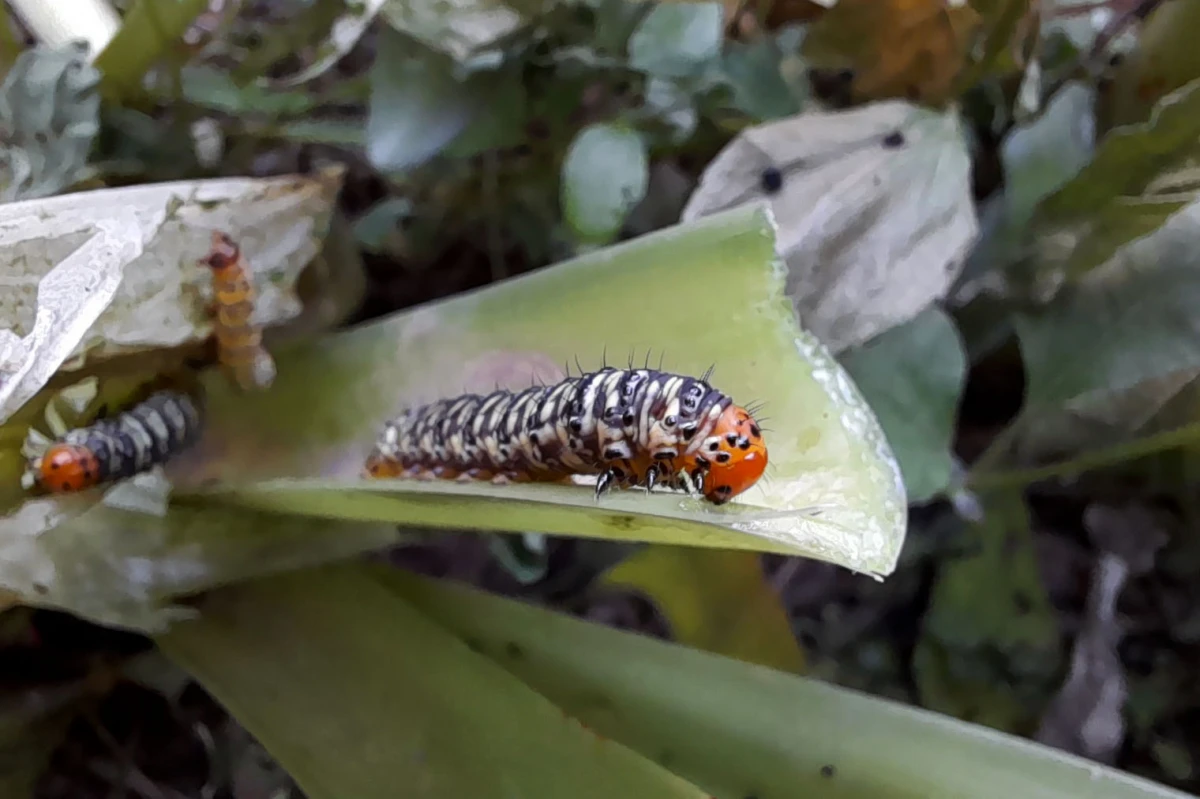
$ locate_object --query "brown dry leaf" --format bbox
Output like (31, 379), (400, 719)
(802, 0), (982, 106)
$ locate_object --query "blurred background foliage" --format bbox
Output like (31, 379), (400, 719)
(4, 0), (1200, 796)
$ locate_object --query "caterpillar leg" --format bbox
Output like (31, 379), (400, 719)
(594, 467), (622, 500)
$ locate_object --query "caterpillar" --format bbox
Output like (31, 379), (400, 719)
(200, 231), (276, 392)
(364, 365), (767, 505)
(22, 389), (205, 493)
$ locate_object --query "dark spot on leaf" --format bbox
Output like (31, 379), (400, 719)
(759, 167), (784, 195)
(464, 637), (484, 653)
(1013, 591), (1032, 615)
(504, 642), (525, 660)
(821, 764), (836, 778)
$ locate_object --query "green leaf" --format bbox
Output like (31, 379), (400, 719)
(179, 65), (317, 116)
(353, 197), (414, 252)
(93, 0), (209, 103)
(840, 308), (966, 503)
(1105, 0), (1200, 129)
(960, 81), (1094, 287)
(0, 43), (100, 202)
(914, 489), (1060, 734)
(627, 3), (724, 79)
(600, 545), (806, 673)
(719, 38), (806, 122)
(157, 564), (711, 799)
(169, 205), (905, 577)
(1007, 252), (1200, 461)
(561, 122), (649, 244)
(1021, 78), (1200, 294)
(366, 28), (476, 173)
(387, 564), (1189, 799)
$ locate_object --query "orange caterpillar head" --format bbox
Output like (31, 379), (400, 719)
(37, 444), (102, 493)
(695, 404), (767, 505)
(200, 231), (239, 274)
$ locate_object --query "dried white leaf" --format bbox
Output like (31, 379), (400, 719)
(0, 167), (343, 424)
(682, 100), (977, 353)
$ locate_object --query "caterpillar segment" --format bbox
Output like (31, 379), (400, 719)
(23, 390), (205, 493)
(365, 366), (768, 505)
(200, 231), (276, 392)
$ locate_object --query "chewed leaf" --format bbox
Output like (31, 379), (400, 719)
(0, 167), (342, 424)
(169, 204), (907, 576)
(683, 100), (977, 353)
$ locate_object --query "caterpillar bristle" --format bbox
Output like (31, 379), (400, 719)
(365, 363), (769, 505)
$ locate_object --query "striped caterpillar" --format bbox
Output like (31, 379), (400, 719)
(200, 231), (276, 392)
(364, 365), (767, 505)
(22, 389), (204, 493)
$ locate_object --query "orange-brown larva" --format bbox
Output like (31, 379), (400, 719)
(364, 365), (767, 505)
(200, 231), (276, 392)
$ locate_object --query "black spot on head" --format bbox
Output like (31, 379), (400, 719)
(882, 130), (905, 148)
(663, 415), (677, 428)
(738, 438), (751, 450)
(603, 406), (618, 420)
(603, 448), (624, 460)
(622, 411), (635, 426)
(569, 418), (583, 433)
(750, 424), (761, 437)
(653, 450), (675, 460)
(694, 455), (709, 467)
(49, 461), (60, 470)
(725, 433), (738, 445)
(759, 167), (784, 195)
(820, 764), (836, 779)
(715, 452), (732, 464)
(529, 432), (539, 445)
(681, 423), (698, 440)
(708, 442), (719, 452)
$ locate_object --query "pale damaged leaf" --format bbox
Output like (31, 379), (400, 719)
(0, 42), (100, 202)
(0, 167), (343, 424)
(682, 100), (977, 353)
(0, 214), (138, 424)
(0, 488), (400, 630)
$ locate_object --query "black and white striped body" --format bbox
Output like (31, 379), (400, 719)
(366, 367), (735, 496)
(57, 391), (204, 483)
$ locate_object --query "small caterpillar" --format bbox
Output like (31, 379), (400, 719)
(200, 231), (276, 392)
(22, 390), (205, 493)
(364, 365), (767, 505)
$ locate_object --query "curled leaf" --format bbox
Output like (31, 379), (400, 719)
(170, 205), (907, 577)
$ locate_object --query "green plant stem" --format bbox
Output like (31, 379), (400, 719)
(968, 419), (1200, 490)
